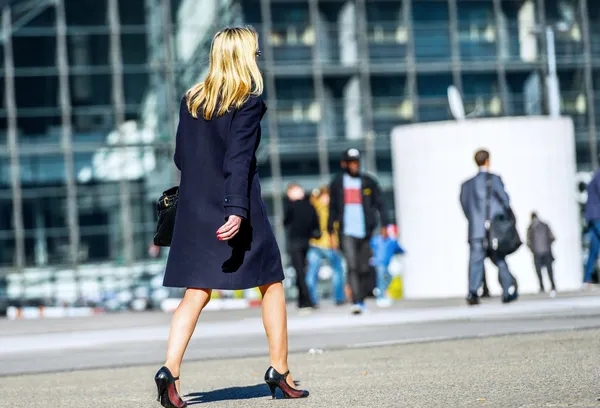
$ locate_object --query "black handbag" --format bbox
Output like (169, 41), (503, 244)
(153, 186), (179, 247)
(485, 173), (522, 256)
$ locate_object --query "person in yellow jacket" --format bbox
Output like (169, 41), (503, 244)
(305, 186), (346, 306)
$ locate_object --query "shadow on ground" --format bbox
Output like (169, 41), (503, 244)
(185, 381), (304, 404)
(185, 384), (270, 404)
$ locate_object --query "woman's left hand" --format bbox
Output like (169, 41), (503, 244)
(217, 215), (243, 240)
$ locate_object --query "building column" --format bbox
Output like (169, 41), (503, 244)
(580, 0), (597, 169)
(161, 0), (179, 185)
(259, 0), (286, 252)
(308, 0), (331, 184)
(447, 0), (463, 94)
(492, 0), (509, 115)
(2, 6), (25, 270)
(355, 0), (377, 174)
(403, 0), (418, 122)
(108, 0), (135, 265)
(535, 0), (549, 114)
(56, 0), (80, 269)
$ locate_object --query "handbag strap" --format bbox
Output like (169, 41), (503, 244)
(485, 172), (491, 231)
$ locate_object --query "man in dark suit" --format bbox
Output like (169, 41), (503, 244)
(328, 148), (388, 314)
(460, 149), (518, 305)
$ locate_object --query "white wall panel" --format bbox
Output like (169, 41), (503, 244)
(391, 117), (581, 298)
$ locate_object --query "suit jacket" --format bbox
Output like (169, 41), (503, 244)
(585, 169), (600, 222)
(460, 171), (510, 241)
(327, 172), (387, 238)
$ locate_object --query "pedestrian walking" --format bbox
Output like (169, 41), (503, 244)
(155, 27), (308, 408)
(305, 186), (346, 307)
(370, 226), (404, 307)
(526, 212), (557, 296)
(460, 149), (519, 305)
(283, 183), (320, 311)
(328, 148), (388, 314)
(583, 166), (600, 288)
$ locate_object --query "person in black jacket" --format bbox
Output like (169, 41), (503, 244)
(526, 212), (556, 296)
(328, 148), (388, 314)
(284, 183), (320, 311)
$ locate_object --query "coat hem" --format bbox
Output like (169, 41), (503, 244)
(162, 275), (285, 291)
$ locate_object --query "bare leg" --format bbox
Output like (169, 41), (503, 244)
(164, 288), (212, 393)
(259, 281), (295, 387)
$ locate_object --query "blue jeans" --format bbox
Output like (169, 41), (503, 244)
(305, 246), (345, 305)
(376, 264), (392, 299)
(584, 220), (600, 282)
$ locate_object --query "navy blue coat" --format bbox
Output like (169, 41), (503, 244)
(585, 170), (600, 222)
(460, 171), (510, 241)
(163, 95), (285, 290)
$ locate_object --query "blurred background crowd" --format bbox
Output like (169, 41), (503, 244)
(1, 0), (600, 316)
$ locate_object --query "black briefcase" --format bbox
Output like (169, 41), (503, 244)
(153, 186), (179, 247)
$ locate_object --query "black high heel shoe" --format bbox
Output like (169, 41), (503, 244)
(264, 366), (309, 399)
(154, 366), (188, 408)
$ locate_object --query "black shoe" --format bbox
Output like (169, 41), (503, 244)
(154, 366), (187, 408)
(466, 293), (480, 306)
(264, 367), (309, 399)
(481, 290), (491, 298)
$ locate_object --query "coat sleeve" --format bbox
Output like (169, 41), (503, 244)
(222, 95), (263, 219)
(526, 225), (533, 250)
(459, 182), (468, 217)
(548, 224), (555, 243)
(173, 97), (187, 171)
(588, 172), (600, 206)
(327, 176), (340, 234)
(283, 199), (293, 227)
(370, 176), (388, 226)
(493, 175), (510, 209)
(309, 203), (321, 239)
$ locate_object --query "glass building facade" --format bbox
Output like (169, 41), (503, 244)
(1, 0), (600, 277)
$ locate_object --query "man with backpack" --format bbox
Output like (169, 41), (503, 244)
(460, 149), (519, 305)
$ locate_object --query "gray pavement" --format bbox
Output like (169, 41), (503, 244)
(2, 293), (600, 407)
(3, 329), (600, 408)
(3, 293), (600, 377)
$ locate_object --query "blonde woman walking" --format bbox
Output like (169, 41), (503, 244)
(154, 27), (309, 407)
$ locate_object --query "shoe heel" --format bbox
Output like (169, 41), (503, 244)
(267, 382), (277, 399)
(155, 378), (166, 402)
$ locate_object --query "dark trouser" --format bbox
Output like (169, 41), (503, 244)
(341, 235), (373, 304)
(482, 270), (490, 294)
(469, 239), (515, 297)
(289, 246), (313, 308)
(534, 253), (556, 291)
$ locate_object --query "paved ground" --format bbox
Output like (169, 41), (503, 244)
(2, 292), (600, 407)
(3, 329), (600, 408)
(2, 292), (600, 376)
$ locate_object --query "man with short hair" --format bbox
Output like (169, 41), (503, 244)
(460, 149), (518, 305)
(328, 148), (388, 314)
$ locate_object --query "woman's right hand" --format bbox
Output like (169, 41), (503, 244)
(217, 215), (243, 240)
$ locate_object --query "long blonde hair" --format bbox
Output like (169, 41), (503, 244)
(186, 26), (264, 120)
